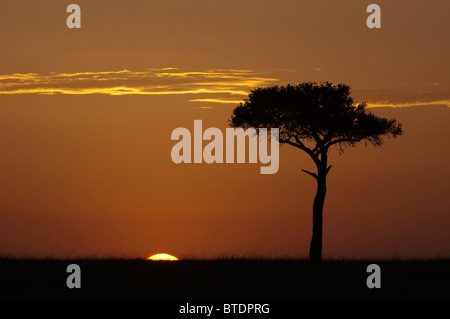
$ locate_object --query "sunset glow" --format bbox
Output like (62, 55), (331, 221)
(147, 254), (179, 261)
(0, 0), (449, 260)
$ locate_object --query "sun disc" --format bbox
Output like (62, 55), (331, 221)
(147, 253), (179, 261)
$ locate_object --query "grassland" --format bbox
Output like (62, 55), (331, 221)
(1, 257), (449, 299)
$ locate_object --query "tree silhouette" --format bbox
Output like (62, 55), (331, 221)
(229, 82), (403, 261)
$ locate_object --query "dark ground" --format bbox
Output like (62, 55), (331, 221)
(1, 258), (449, 299)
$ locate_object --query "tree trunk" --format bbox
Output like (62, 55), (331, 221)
(309, 170), (327, 261)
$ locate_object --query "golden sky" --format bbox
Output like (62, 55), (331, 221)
(0, 0), (449, 258)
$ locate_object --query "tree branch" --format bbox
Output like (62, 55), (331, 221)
(311, 142), (320, 156)
(280, 138), (314, 156)
(301, 169), (318, 180)
(325, 137), (361, 151)
(281, 137), (321, 167)
(293, 135), (315, 157)
(280, 138), (304, 150)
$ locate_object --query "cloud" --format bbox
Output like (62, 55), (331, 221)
(2, 71), (448, 108)
(366, 100), (450, 108)
(0, 68), (278, 103)
(189, 98), (245, 104)
(352, 88), (450, 108)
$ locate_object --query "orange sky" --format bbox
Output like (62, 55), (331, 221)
(0, 1), (449, 259)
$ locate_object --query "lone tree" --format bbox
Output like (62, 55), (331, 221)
(229, 82), (403, 261)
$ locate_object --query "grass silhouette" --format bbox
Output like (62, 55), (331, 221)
(1, 256), (449, 299)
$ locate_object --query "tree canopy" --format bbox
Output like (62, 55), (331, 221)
(230, 82), (403, 164)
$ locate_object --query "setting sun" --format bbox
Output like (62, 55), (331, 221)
(147, 253), (179, 261)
